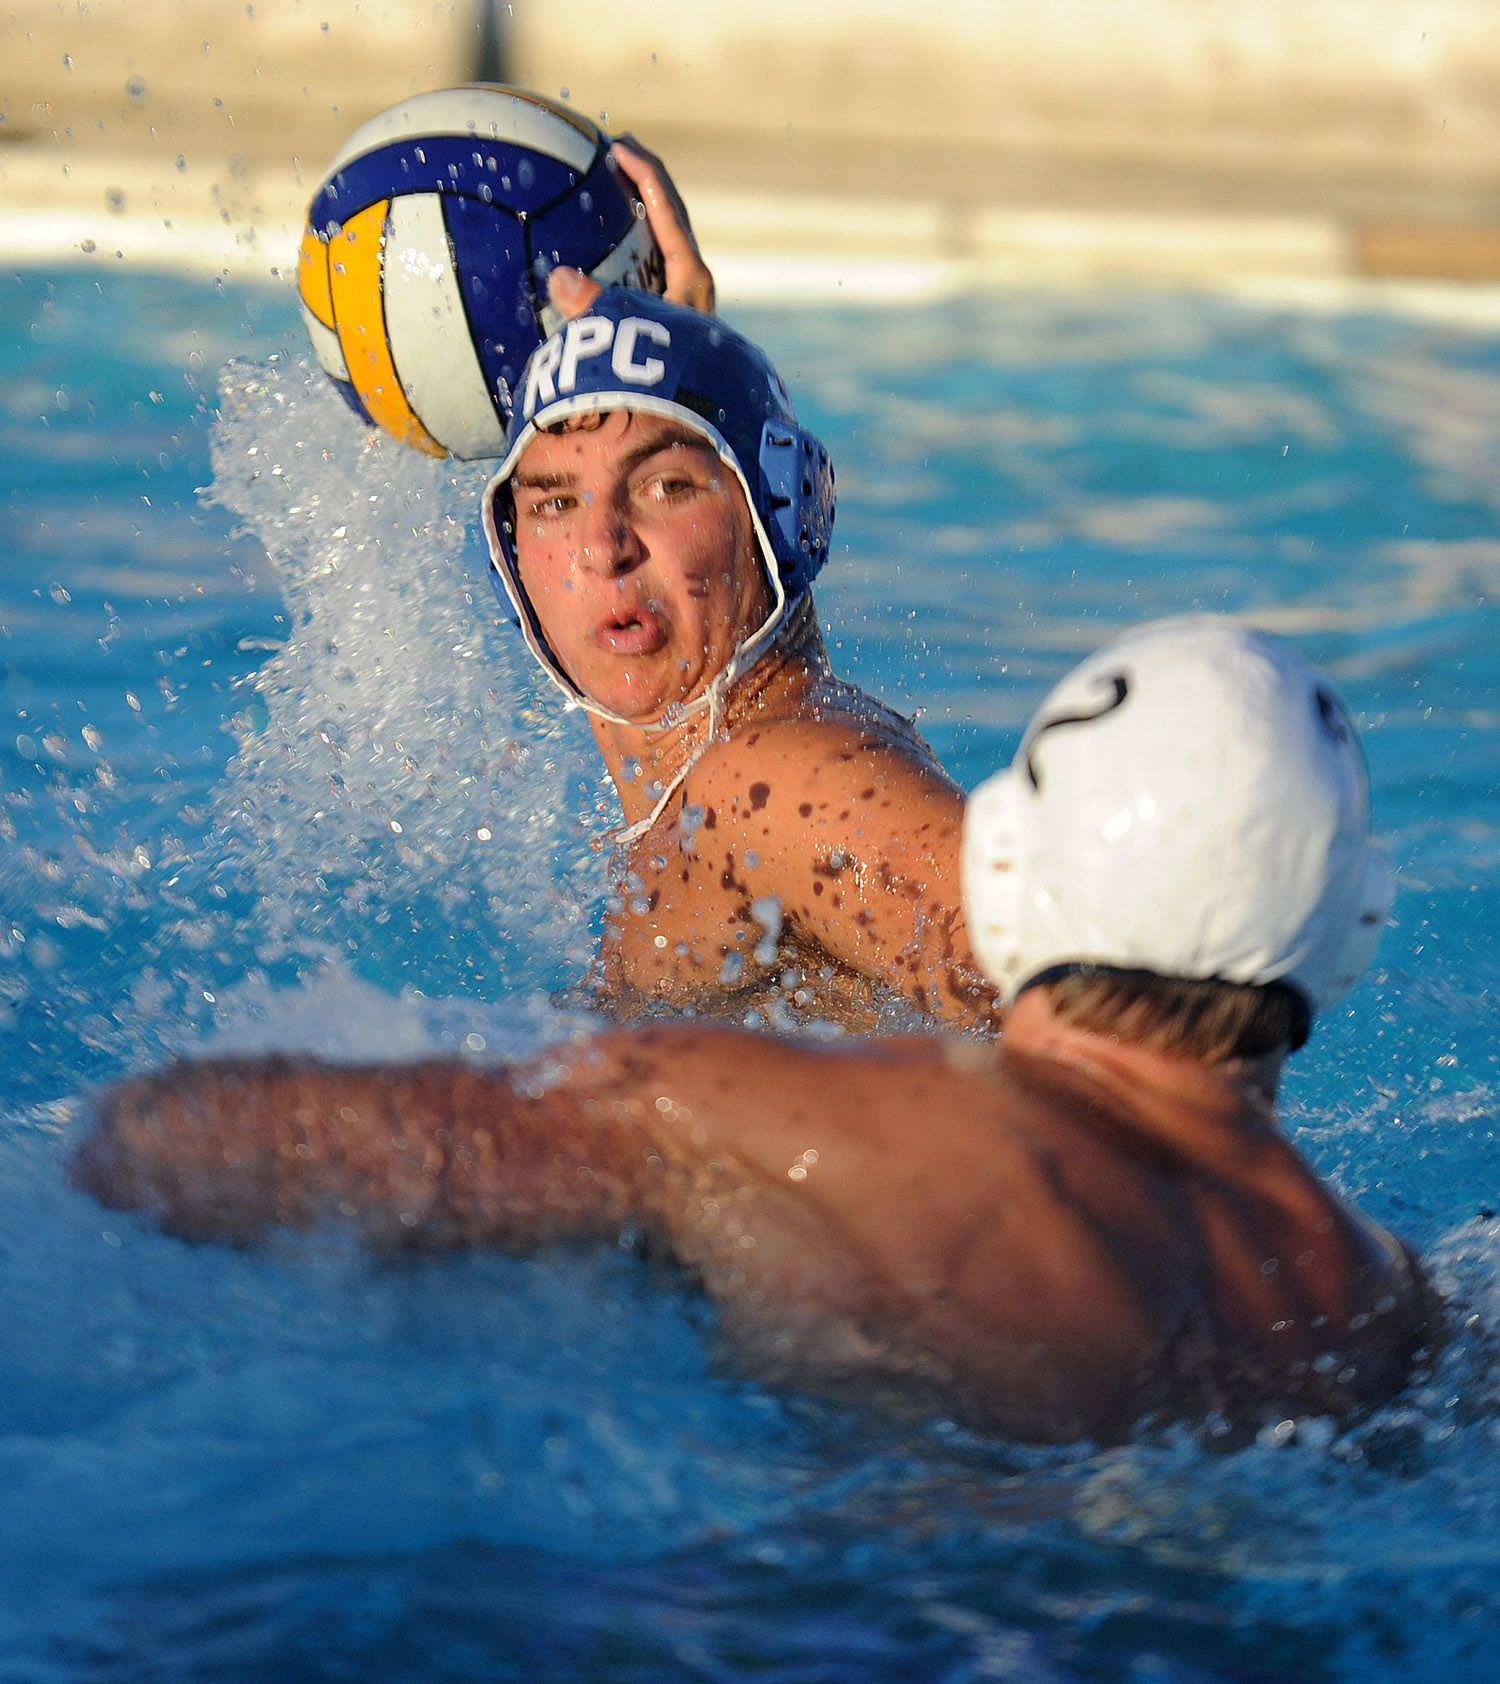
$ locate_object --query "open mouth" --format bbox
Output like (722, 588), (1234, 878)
(594, 600), (669, 657)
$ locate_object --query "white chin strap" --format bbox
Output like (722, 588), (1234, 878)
(606, 580), (803, 846)
(480, 406), (798, 846)
(481, 434), (790, 725)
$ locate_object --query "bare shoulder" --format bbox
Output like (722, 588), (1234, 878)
(594, 679), (992, 1029)
(682, 707), (963, 849)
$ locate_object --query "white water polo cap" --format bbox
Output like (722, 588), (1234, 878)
(481, 289), (834, 726)
(962, 616), (1395, 1018)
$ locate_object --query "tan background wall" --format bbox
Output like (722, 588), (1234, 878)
(509, 0), (1500, 208)
(3, 0), (1499, 286)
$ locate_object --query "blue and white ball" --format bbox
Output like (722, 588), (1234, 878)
(297, 85), (664, 459)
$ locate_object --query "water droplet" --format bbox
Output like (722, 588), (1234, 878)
(105, 186), (127, 214)
(126, 76), (147, 100)
(28, 934), (61, 971)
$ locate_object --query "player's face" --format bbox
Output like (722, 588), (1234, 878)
(511, 411), (774, 724)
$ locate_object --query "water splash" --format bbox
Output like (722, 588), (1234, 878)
(204, 352), (611, 1004)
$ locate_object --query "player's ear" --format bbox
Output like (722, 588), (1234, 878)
(546, 266), (604, 320)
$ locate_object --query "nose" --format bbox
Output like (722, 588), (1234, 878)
(574, 492), (644, 577)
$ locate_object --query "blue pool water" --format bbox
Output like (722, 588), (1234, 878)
(3, 267), (1500, 1680)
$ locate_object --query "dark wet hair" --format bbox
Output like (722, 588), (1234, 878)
(1032, 966), (1310, 1060)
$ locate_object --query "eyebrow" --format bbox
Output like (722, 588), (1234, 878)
(511, 423), (718, 491)
(511, 467), (572, 492)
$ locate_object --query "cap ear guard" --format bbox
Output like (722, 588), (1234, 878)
(480, 290), (836, 723)
(759, 420), (835, 598)
(1317, 841), (1395, 1012)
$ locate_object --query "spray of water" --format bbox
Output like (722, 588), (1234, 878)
(203, 353), (613, 1016)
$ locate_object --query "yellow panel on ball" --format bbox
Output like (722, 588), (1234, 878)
(300, 86), (665, 456)
(297, 226), (336, 331)
(327, 201), (445, 458)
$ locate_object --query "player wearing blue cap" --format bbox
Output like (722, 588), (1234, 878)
(77, 620), (1435, 1444)
(484, 282), (996, 1030)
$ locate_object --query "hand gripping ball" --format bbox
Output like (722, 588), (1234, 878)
(297, 85), (665, 459)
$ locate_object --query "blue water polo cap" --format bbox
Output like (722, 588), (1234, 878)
(481, 290), (835, 720)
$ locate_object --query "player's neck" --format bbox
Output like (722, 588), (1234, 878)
(591, 710), (713, 825)
(591, 601), (831, 824)
(1002, 987), (1288, 1145)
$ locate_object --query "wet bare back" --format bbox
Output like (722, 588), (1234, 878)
(76, 1010), (1432, 1445)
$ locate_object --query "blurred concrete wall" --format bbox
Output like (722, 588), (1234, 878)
(5, 0), (478, 157)
(510, 0), (1500, 208)
(2, 0), (482, 269)
(3, 0), (1498, 284)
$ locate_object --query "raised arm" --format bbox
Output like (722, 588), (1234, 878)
(549, 137), (716, 319)
(613, 138), (716, 312)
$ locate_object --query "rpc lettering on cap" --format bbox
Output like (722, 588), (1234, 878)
(556, 316), (615, 393)
(611, 317), (670, 385)
(522, 313), (672, 415)
(482, 289), (834, 727)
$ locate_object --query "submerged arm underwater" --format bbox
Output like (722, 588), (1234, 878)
(73, 1019), (1436, 1445)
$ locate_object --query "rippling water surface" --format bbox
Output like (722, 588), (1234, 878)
(3, 270), (1499, 1680)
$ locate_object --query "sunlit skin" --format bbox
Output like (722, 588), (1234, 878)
(589, 663), (992, 1030)
(512, 412), (772, 726)
(77, 144), (1435, 1447)
(518, 182), (996, 1030)
(509, 424), (993, 1029)
(75, 989), (1433, 1445)
(608, 136), (716, 314)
